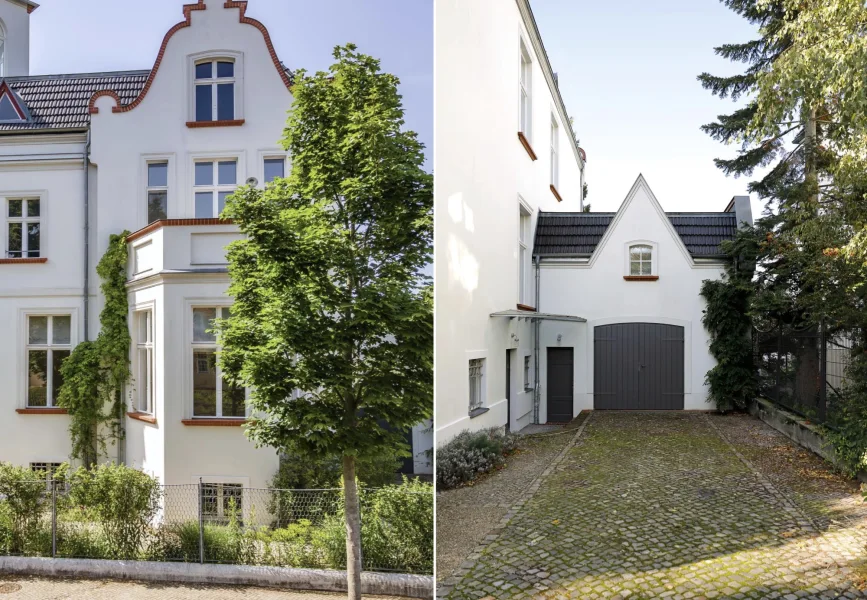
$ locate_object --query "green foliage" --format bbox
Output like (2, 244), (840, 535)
(57, 232), (131, 467)
(825, 350), (867, 477)
(67, 464), (161, 559)
(361, 477), (433, 574)
(436, 428), (520, 489)
(270, 452), (401, 490)
(700, 232), (759, 412)
(0, 462), (59, 554)
(219, 44), (432, 466)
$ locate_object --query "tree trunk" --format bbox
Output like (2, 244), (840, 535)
(804, 104), (818, 206)
(342, 455), (363, 600)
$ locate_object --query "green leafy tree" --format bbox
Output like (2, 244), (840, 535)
(57, 232), (131, 468)
(220, 45), (432, 598)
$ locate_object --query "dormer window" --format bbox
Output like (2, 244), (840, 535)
(0, 81), (29, 123)
(195, 59), (235, 122)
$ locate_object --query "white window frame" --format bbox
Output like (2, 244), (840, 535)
(190, 305), (248, 419)
(193, 159), (238, 219)
(194, 58), (235, 122)
(624, 240), (659, 276)
(145, 161), (169, 225)
(24, 313), (72, 408)
(0, 23), (5, 79)
(189, 52), (244, 123)
(134, 309), (154, 414)
(518, 200), (532, 305)
(550, 115), (559, 189)
(257, 150), (289, 188)
(263, 155), (287, 184)
(192, 475), (250, 523)
(519, 39), (532, 141)
(5, 197), (41, 259)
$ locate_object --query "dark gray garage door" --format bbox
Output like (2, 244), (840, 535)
(547, 347), (574, 422)
(594, 323), (684, 410)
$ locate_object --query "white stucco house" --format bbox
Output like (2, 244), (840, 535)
(0, 0), (431, 498)
(435, 0), (586, 443)
(434, 0), (753, 445)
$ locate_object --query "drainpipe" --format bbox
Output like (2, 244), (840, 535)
(533, 255), (541, 424)
(83, 128), (91, 342)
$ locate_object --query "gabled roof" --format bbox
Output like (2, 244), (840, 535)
(0, 70), (149, 132)
(533, 211), (737, 258)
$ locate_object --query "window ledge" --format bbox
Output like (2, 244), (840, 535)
(127, 412), (157, 425)
(550, 185), (563, 203)
(468, 407), (490, 419)
(181, 418), (247, 426)
(186, 119), (245, 129)
(623, 275), (659, 281)
(517, 132), (537, 161)
(0, 258), (47, 265)
(16, 408), (67, 415)
(517, 304), (536, 312)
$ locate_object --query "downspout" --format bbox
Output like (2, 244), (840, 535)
(83, 127), (90, 342)
(533, 255), (541, 424)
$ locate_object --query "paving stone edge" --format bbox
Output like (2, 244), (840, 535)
(436, 413), (595, 598)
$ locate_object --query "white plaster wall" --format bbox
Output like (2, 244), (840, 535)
(86, 3), (291, 486)
(538, 178), (725, 418)
(0, 0), (31, 77)
(435, 0), (584, 444)
(0, 137), (87, 467)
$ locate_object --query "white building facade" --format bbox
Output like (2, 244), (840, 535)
(0, 0), (431, 490)
(435, 0), (586, 443)
(435, 0), (753, 446)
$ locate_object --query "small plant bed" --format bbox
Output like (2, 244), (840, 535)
(0, 463), (433, 576)
(436, 428), (519, 490)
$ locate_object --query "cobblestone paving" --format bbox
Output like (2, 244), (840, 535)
(437, 416), (588, 582)
(441, 412), (867, 599)
(0, 575), (409, 599)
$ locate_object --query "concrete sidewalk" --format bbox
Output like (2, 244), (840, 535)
(0, 575), (409, 599)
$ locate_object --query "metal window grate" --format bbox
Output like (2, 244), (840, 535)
(469, 358), (484, 411)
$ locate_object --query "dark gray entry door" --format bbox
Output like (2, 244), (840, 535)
(547, 347), (574, 422)
(594, 323), (684, 410)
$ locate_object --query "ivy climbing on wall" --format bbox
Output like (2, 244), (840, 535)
(57, 231), (131, 468)
(700, 230), (759, 412)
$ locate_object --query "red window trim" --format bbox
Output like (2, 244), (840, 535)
(0, 258), (47, 265)
(185, 119), (245, 129)
(623, 275), (659, 281)
(16, 408), (68, 415)
(518, 132), (538, 161)
(550, 185), (563, 203)
(128, 412), (157, 425)
(181, 418), (246, 427)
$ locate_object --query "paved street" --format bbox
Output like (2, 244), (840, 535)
(0, 576), (409, 599)
(439, 412), (867, 599)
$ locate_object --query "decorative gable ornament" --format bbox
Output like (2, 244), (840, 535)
(0, 80), (30, 122)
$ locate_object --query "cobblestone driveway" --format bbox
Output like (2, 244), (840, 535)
(440, 412), (867, 599)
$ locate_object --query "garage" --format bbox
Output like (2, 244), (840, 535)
(593, 323), (684, 410)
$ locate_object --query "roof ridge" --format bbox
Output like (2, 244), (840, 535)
(4, 70), (151, 82)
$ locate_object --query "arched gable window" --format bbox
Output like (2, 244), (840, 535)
(629, 244), (653, 276)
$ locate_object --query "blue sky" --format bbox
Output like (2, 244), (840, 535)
(28, 0), (433, 169)
(532, 0), (761, 215)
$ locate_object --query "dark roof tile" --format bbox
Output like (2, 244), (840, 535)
(0, 70), (149, 131)
(533, 211), (737, 258)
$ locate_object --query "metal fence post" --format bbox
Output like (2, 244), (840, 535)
(198, 478), (204, 564)
(50, 481), (56, 558)
(819, 317), (827, 421)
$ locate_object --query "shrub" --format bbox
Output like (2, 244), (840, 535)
(263, 519), (329, 568)
(67, 464), (161, 559)
(361, 477), (433, 573)
(267, 452), (400, 526)
(436, 427), (519, 489)
(0, 462), (59, 555)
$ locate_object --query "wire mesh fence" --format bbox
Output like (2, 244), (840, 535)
(0, 479), (432, 575)
(754, 318), (859, 425)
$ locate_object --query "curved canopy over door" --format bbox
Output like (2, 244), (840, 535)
(594, 323), (684, 410)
